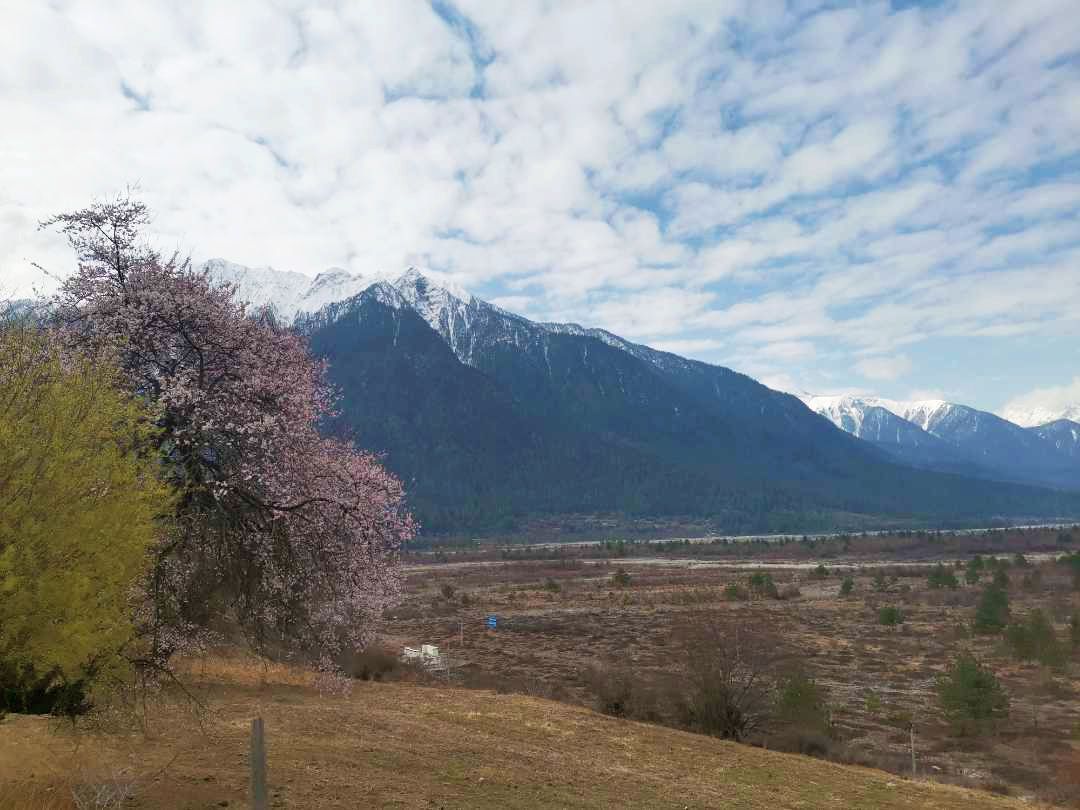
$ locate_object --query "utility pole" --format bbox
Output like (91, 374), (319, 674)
(909, 721), (917, 778)
(250, 717), (268, 810)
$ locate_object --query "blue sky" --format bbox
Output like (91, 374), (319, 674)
(1, 0), (1078, 415)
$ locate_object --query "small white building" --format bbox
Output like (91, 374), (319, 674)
(402, 643), (447, 671)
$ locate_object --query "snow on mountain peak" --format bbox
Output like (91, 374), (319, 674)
(201, 260), (479, 327)
(1001, 403), (1080, 428)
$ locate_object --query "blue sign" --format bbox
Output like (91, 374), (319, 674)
(486, 615), (497, 630)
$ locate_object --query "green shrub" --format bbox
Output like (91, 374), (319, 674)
(775, 668), (832, 736)
(543, 578), (561, 593)
(937, 654), (1009, 737)
(723, 583), (748, 602)
(878, 606), (905, 626)
(839, 576), (855, 597)
(1005, 609), (1066, 668)
(812, 564), (829, 580)
(965, 555), (984, 585)
(928, 563), (960, 590)
(973, 585), (1010, 634)
(611, 568), (631, 588)
(748, 572), (778, 599)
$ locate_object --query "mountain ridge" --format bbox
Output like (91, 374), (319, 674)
(203, 260), (1080, 533)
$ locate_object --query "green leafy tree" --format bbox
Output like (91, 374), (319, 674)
(0, 328), (171, 714)
(937, 654), (1009, 736)
(973, 585), (1010, 634)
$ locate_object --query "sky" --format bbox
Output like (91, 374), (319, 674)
(2, 1), (1079, 416)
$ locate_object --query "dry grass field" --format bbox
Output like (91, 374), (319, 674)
(0, 653), (1035, 810)
(381, 530), (1080, 804)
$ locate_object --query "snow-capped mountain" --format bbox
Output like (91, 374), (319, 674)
(1002, 404), (1080, 428)
(803, 394), (1080, 490)
(205, 260), (1080, 500)
(201, 258), (373, 324)
(1029, 420), (1080, 459)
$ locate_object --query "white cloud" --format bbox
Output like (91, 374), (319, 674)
(1001, 377), (1080, 425)
(1, 0), (1078, 410)
(855, 354), (913, 382)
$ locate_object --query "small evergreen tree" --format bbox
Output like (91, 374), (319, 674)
(937, 654), (1008, 736)
(839, 576), (855, 597)
(973, 585), (1010, 634)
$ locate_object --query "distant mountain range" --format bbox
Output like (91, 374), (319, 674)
(200, 260), (1080, 534)
(801, 395), (1080, 491)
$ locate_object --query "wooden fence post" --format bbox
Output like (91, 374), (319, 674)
(251, 717), (268, 810)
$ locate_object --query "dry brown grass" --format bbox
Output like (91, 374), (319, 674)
(0, 652), (1038, 809)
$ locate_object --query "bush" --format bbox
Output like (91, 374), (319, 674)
(584, 664), (656, 720)
(1004, 609), (1066, 668)
(1071, 610), (1080, 650)
(669, 621), (781, 741)
(748, 572), (778, 599)
(774, 668), (832, 736)
(991, 568), (1010, 590)
(543, 578), (561, 593)
(812, 564), (829, 579)
(965, 555), (984, 586)
(973, 585), (1010, 634)
(723, 583), (748, 601)
(0, 328), (171, 716)
(779, 584), (801, 601)
(928, 563), (960, 590)
(344, 646), (401, 681)
(611, 568), (631, 588)
(839, 576), (855, 597)
(439, 583), (457, 601)
(878, 606), (905, 626)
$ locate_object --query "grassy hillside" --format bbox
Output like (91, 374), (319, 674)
(0, 656), (1027, 809)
